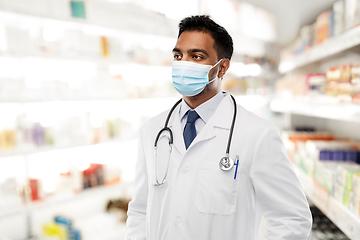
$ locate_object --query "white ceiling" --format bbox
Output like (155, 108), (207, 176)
(238, 0), (338, 46)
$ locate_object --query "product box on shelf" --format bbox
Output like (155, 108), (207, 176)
(345, 0), (357, 30)
(333, 180), (346, 204)
(283, 131), (335, 175)
(352, 173), (360, 195)
(343, 186), (352, 207)
(43, 215), (82, 240)
(349, 191), (360, 216)
(0, 177), (24, 214)
(276, 62), (360, 104)
(307, 74), (327, 96)
(351, 63), (360, 104)
(305, 140), (359, 162)
(314, 161), (338, 196)
(27, 162), (122, 202)
(282, 129), (360, 213)
(280, 0), (360, 63)
(0, 129), (16, 150)
(344, 0), (360, 30)
(82, 164), (104, 189)
(336, 164), (360, 191)
(326, 64), (352, 98)
(315, 11), (331, 45)
(333, 0), (345, 36)
(299, 25), (312, 52)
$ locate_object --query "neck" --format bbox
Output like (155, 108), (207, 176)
(183, 89), (219, 109)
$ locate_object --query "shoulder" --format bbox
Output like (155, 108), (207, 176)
(235, 103), (278, 138)
(139, 104), (179, 143)
(141, 109), (169, 133)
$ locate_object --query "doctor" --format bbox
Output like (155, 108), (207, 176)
(126, 15), (312, 240)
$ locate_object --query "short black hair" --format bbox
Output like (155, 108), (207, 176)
(178, 15), (233, 61)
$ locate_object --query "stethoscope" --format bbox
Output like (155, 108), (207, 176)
(154, 93), (238, 186)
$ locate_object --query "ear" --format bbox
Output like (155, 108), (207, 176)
(218, 59), (230, 78)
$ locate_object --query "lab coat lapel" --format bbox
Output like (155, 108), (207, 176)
(211, 94), (234, 130)
(168, 105), (186, 157)
(188, 94), (233, 150)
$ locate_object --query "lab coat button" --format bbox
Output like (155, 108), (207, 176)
(174, 216), (182, 225)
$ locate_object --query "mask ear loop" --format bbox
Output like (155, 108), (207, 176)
(208, 59), (223, 83)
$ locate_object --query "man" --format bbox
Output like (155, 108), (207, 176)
(126, 15), (312, 240)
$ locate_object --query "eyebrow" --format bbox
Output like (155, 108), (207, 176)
(172, 48), (209, 57)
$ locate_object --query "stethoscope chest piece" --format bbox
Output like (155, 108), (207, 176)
(219, 155), (234, 171)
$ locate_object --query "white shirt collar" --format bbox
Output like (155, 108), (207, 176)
(179, 91), (226, 123)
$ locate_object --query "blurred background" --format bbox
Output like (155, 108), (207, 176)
(0, 0), (360, 239)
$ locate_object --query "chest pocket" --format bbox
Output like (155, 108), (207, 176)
(196, 160), (240, 215)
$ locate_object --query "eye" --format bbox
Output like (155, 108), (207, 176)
(192, 55), (203, 60)
(173, 54), (182, 60)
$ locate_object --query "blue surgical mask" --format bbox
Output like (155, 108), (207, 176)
(172, 59), (222, 97)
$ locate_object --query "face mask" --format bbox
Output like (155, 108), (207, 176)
(172, 59), (222, 97)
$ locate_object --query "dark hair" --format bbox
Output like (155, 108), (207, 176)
(178, 15), (234, 61)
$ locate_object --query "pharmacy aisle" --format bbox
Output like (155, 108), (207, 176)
(0, 0), (278, 239)
(0, 0), (179, 239)
(273, 0), (360, 239)
(2, 0), (360, 239)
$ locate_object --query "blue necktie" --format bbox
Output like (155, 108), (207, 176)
(183, 110), (200, 149)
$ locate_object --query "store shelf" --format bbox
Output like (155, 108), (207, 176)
(0, 182), (131, 219)
(279, 26), (360, 74)
(0, 205), (27, 219)
(0, 8), (177, 46)
(27, 181), (130, 211)
(294, 167), (360, 240)
(99, 224), (127, 240)
(0, 137), (135, 158)
(270, 98), (360, 123)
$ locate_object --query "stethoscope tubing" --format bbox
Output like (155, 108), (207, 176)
(153, 93), (237, 186)
(154, 99), (182, 148)
(226, 94), (237, 155)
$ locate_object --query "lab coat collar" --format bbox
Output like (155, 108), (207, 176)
(209, 93), (234, 130)
(168, 93), (234, 155)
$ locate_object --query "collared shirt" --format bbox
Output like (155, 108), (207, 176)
(179, 91), (226, 135)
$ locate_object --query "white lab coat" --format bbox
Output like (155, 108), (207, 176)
(126, 93), (312, 240)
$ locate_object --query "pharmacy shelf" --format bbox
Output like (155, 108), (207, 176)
(294, 167), (360, 240)
(270, 98), (360, 123)
(98, 224), (126, 240)
(27, 181), (131, 211)
(279, 26), (360, 74)
(0, 205), (27, 219)
(0, 182), (131, 219)
(0, 137), (135, 158)
(0, 97), (179, 104)
(0, 9), (176, 47)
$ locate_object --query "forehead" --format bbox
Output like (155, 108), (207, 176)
(175, 31), (216, 54)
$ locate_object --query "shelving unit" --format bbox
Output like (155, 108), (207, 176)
(0, 97), (180, 160)
(270, 98), (360, 123)
(0, 205), (26, 219)
(0, 138), (127, 158)
(279, 25), (360, 74)
(0, 2), (178, 237)
(26, 182), (130, 211)
(273, 7), (360, 238)
(0, 182), (131, 219)
(294, 167), (360, 240)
